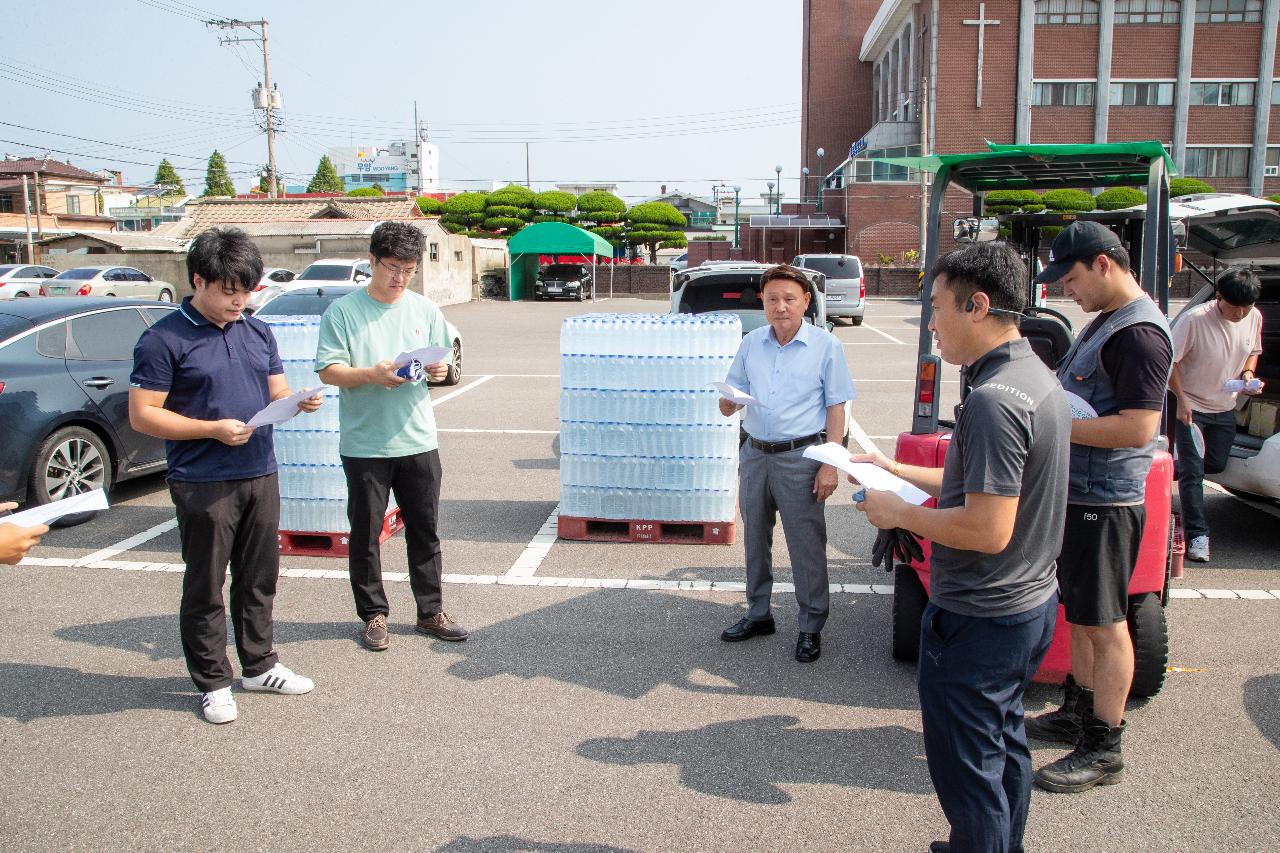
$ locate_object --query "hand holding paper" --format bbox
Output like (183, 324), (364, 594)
(246, 386), (334, 428)
(394, 346), (451, 369)
(2, 489), (109, 527)
(709, 382), (762, 408)
(802, 442), (931, 506)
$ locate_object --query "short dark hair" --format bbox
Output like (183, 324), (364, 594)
(929, 242), (1027, 323)
(759, 264), (811, 295)
(1216, 266), (1261, 306)
(186, 227), (263, 290)
(1086, 245), (1131, 274)
(369, 221), (425, 262)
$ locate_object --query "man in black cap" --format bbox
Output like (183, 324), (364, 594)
(1026, 221), (1172, 794)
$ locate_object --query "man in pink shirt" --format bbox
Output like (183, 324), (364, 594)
(1169, 268), (1265, 562)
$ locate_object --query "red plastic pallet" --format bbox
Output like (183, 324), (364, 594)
(557, 514), (735, 545)
(278, 508), (404, 557)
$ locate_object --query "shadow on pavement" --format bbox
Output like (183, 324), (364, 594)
(577, 714), (930, 802)
(432, 589), (918, 710)
(1243, 673), (1280, 751)
(0, 663), (191, 722)
(441, 499), (559, 543)
(436, 837), (637, 853)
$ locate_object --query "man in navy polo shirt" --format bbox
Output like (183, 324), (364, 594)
(129, 227), (321, 725)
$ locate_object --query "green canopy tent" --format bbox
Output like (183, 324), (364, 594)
(507, 222), (615, 301)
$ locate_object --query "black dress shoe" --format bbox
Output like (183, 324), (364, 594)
(720, 616), (776, 642)
(795, 631), (821, 662)
(928, 843), (950, 853)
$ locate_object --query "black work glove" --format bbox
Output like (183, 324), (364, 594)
(871, 527), (925, 573)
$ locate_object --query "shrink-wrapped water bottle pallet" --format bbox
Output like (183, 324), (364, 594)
(557, 514), (735, 545)
(277, 508), (404, 557)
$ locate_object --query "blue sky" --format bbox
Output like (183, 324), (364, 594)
(5, 1), (803, 203)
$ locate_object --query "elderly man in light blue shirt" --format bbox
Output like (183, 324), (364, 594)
(718, 264), (856, 662)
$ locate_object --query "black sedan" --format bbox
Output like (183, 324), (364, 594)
(0, 297), (177, 522)
(255, 285), (464, 385)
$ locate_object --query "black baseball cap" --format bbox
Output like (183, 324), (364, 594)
(1035, 220), (1123, 284)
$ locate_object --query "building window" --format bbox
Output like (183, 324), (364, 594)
(66, 195), (80, 214)
(1110, 82), (1174, 105)
(1034, 0), (1100, 25)
(1189, 81), (1255, 106)
(1272, 81), (1279, 105)
(1266, 147), (1279, 176)
(1116, 0), (1180, 23)
(1184, 147), (1249, 177)
(0, 195), (12, 213)
(851, 145), (921, 183)
(429, 243), (439, 262)
(1032, 82), (1096, 106)
(1195, 0), (1262, 21)
(453, 250), (463, 262)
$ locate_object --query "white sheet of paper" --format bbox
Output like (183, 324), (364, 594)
(246, 386), (334, 428)
(1063, 390), (1098, 420)
(3, 489), (108, 527)
(393, 346), (451, 368)
(803, 441), (931, 506)
(1189, 422), (1206, 457)
(708, 382), (762, 408)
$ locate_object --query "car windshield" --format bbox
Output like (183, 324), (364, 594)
(54, 268), (99, 280)
(297, 265), (352, 281)
(256, 291), (348, 316)
(541, 265), (586, 278)
(0, 265), (19, 276)
(799, 257), (861, 278)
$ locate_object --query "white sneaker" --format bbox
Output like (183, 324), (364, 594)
(200, 687), (238, 724)
(1187, 535), (1210, 563)
(241, 662), (314, 695)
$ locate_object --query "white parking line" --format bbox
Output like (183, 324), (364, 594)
(431, 374), (494, 405)
(74, 518), (178, 567)
(863, 326), (912, 346)
(14, 557), (1277, 601)
(505, 506), (560, 577)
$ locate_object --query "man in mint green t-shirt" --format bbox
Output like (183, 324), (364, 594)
(315, 221), (468, 651)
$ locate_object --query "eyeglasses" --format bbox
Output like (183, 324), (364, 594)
(377, 259), (417, 280)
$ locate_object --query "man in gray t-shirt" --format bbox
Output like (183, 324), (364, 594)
(852, 243), (1069, 852)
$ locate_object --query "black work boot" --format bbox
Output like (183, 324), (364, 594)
(1025, 674), (1092, 745)
(1034, 714), (1125, 793)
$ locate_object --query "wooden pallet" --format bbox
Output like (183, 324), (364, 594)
(557, 514), (735, 545)
(278, 508), (404, 557)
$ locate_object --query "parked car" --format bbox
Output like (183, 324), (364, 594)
(0, 264), (60, 299)
(1172, 198), (1280, 501)
(669, 253), (689, 272)
(42, 266), (177, 301)
(255, 285), (464, 386)
(791, 254), (865, 325)
(246, 267), (298, 314)
(0, 298), (177, 524)
(534, 263), (594, 301)
(295, 258), (372, 284)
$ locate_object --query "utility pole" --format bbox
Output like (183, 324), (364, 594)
(207, 18), (281, 198)
(525, 142), (531, 188)
(414, 100), (421, 195)
(20, 175), (34, 263)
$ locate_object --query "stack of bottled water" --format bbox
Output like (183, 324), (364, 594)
(559, 313), (741, 523)
(261, 316), (396, 533)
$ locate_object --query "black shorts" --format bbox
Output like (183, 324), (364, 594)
(1056, 503), (1146, 626)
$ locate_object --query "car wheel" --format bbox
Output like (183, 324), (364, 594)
(1127, 591), (1168, 699)
(157, 289), (174, 302)
(851, 316), (863, 326)
(892, 564), (926, 662)
(29, 426), (112, 527)
(441, 338), (463, 386)
(576, 289), (585, 302)
(15, 291), (29, 298)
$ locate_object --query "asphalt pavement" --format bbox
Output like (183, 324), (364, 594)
(2, 296), (1277, 852)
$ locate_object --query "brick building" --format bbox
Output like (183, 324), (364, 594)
(800, 0), (1280, 261)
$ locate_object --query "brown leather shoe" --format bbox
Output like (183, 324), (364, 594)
(415, 611), (469, 642)
(362, 614), (390, 651)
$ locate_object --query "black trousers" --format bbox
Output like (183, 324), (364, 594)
(170, 473), (280, 692)
(341, 450), (443, 622)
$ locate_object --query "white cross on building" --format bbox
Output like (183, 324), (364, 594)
(962, 1), (1001, 108)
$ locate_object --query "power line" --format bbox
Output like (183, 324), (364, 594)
(0, 120), (262, 168)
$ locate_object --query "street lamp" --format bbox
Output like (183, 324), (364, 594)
(816, 147), (825, 212)
(732, 184), (741, 249)
(801, 167), (809, 203)
(774, 164), (783, 214)
(766, 180), (775, 218)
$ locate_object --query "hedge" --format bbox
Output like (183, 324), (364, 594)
(483, 216), (525, 232)
(1095, 187), (1146, 211)
(984, 189), (1044, 215)
(532, 190), (577, 213)
(484, 204), (527, 218)
(442, 192), (489, 215)
(1169, 178), (1215, 197)
(1042, 189), (1097, 212)
(416, 196), (443, 215)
